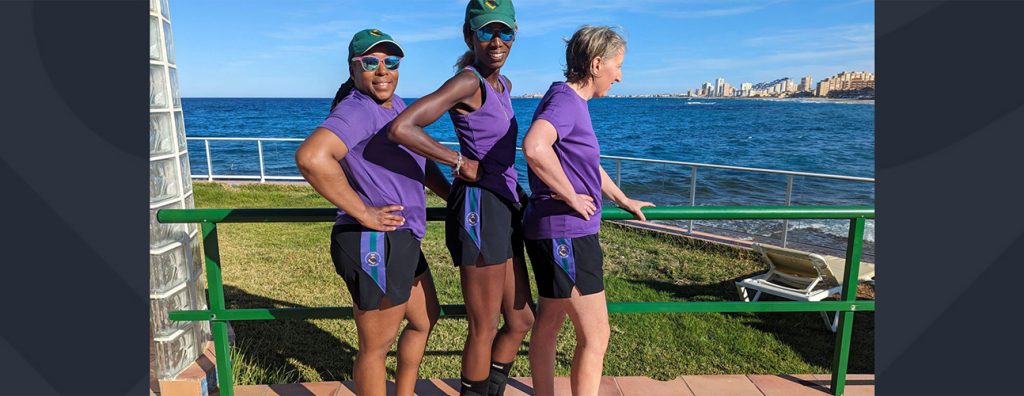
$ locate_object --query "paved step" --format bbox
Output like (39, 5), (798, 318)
(218, 374), (874, 395)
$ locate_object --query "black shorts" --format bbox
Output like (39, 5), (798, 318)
(446, 181), (525, 267)
(330, 224), (428, 311)
(525, 233), (604, 299)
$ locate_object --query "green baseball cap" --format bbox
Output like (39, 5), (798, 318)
(347, 28), (405, 60)
(465, 0), (516, 31)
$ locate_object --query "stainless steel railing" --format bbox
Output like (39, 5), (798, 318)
(190, 137), (305, 182)
(185, 137), (874, 249)
(593, 153), (874, 247)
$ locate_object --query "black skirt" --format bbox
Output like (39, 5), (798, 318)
(330, 224), (428, 310)
(525, 233), (604, 299)
(445, 181), (525, 267)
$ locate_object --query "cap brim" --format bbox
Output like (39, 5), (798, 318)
(362, 40), (405, 57)
(469, 17), (515, 31)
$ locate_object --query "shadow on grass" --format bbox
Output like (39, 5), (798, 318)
(621, 277), (874, 374)
(222, 274), (872, 384)
(222, 283), (539, 384)
(224, 285), (358, 383)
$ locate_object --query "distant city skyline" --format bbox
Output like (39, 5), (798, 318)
(172, 0), (874, 98)
(679, 70), (874, 98)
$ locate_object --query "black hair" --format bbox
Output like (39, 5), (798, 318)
(454, 21), (475, 71)
(329, 77), (355, 112)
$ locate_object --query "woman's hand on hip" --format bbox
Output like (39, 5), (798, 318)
(553, 192), (596, 221)
(355, 205), (406, 231)
(456, 158), (481, 182)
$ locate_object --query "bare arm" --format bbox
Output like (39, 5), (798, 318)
(599, 167), (628, 205)
(599, 166), (655, 221)
(388, 72), (482, 181)
(423, 160), (452, 199)
(295, 128), (405, 231)
(521, 119), (596, 220)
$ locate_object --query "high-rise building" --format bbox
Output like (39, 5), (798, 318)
(816, 80), (830, 96)
(715, 78), (725, 97)
(800, 75), (813, 92)
(741, 82), (752, 97)
(816, 71), (875, 96)
(786, 79), (797, 93)
(701, 82), (713, 97)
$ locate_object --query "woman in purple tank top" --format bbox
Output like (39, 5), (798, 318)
(388, 1), (534, 395)
(294, 29), (451, 396)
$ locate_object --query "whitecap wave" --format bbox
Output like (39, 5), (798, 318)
(789, 220), (875, 242)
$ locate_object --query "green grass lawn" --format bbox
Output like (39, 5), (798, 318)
(191, 182), (874, 384)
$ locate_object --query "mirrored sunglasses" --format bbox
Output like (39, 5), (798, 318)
(352, 55), (402, 71)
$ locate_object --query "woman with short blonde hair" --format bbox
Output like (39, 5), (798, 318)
(522, 25), (653, 396)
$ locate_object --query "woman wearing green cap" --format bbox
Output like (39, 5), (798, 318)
(295, 29), (449, 396)
(388, 1), (532, 395)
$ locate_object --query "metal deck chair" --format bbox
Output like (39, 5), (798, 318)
(735, 243), (875, 332)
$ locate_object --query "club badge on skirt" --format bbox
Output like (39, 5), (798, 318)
(464, 186), (482, 249)
(553, 238), (577, 282)
(360, 231), (387, 292)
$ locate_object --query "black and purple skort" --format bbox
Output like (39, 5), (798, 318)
(445, 181), (525, 267)
(330, 224), (428, 310)
(525, 233), (604, 299)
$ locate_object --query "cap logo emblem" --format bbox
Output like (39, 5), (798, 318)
(369, 29), (382, 37)
(484, 0), (497, 10)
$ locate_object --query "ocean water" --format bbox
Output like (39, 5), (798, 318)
(182, 97), (875, 258)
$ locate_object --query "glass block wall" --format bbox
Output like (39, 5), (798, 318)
(150, 0), (211, 382)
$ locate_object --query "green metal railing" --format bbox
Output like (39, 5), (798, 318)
(158, 205), (874, 396)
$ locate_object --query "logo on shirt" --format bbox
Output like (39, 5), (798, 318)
(365, 251), (381, 266)
(557, 244), (570, 258)
(467, 211), (479, 226)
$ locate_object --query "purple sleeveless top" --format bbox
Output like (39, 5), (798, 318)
(448, 65), (520, 203)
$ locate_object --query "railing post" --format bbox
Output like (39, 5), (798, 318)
(201, 222), (234, 396)
(616, 159), (622, 187)
(688, 166), (697, 233)
(257, 140), (266, 183)
(204, 139), (214, 182)
(829, 217), (865, 396)
(782, 175), (794, 247)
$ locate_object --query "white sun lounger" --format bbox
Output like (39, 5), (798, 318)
(736, 243), (875, 332)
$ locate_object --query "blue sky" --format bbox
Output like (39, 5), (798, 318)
(171, 0), (874, 98)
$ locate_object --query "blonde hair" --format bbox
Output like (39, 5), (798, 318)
(564, 25), (626, 84)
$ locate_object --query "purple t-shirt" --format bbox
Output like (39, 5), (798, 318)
(448, 66), (520, 202)
(524, 82), (602, 240)
(319, 89), (428, 239)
